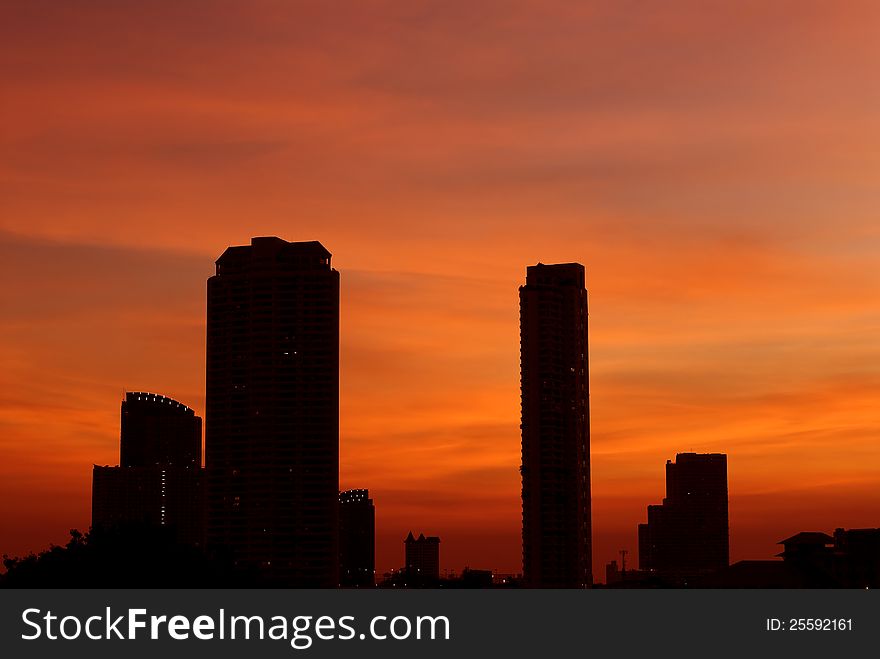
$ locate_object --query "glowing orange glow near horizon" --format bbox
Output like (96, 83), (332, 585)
(2, 1), (879, 579)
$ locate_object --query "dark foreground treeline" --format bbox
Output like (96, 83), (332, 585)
(1, 524), (259, 588)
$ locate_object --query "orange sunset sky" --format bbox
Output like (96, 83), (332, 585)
(1, 1), (879, 580)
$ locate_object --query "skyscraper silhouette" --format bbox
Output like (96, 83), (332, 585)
(338, 489), (375, 587)
(638, 453), (729, 584)
(520, 263), (592, 588)
(92, 392), (204, 546)
(206, 237), (340, 587)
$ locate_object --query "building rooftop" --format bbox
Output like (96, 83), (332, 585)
(124, 391), (194, 415)
(339, 489), (372, 503)
(215, 237), (333, 274)
(524, 262), (585, 287)
(670, 452), (728, 463)
(405, 532), (440, 543)
(778, 532), (835, 546)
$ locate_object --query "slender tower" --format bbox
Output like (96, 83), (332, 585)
(520, 263), (592, 587)
(206, 237), (339, 586)
(338, 489), (376, 587)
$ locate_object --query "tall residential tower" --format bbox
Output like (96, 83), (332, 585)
(520, 262), (592, 587)
(206, 237), (340, 586)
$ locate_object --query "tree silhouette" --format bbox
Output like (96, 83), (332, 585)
(1, 524), (258, 588)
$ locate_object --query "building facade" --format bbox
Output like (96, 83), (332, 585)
(338, 489), (375, 587)
(206, 237), (340, 586)
(520, 262), (592, 588)
(92, 392), (203, 546)
(405, 532), (441, 584)
(120, 391), (201, 468)
(638, 453), (729, 584)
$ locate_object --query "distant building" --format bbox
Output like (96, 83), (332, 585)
(774, 528), (880, 588)
(520, 262), (592, 588)
(405, 532), (441, 584)
(491, 573), (523, 588)
(446, 568), (494, 589)
(832, 527), (880, 588)
(697, 527), (880, 588)
(379, 567), (519, 589)
(777, 532), (835, 567)
(604, 560), (652, 587)
(206, 237), (340, 587)
(338, 489), (375, 587)
(92, 392), (203, 546)
(638, 453), (729, 584)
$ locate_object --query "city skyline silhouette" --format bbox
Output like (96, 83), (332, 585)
(3, 1), (880, 584)
(4, 235), (878, 588)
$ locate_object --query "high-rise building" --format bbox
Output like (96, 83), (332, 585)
(120, 391), (201, 468)
(520, 263), (591, 588)
(638, 453), (729, 584)
(404, 532), (441, 584)
(338, 489), (375, 587)
(92, 392), (204, 546)
(206, 237), (340, 587)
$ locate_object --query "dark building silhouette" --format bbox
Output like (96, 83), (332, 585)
(443, 568), (494, 589)
(771, 531), (836, 587)
(773, 528), (880, 588)
(520, 262), (592, 588)
(604, 554), (652, 587)
(777, 532), (834, 565)
(404, 532), (440, 584)
(694, 559), (808, 589)
(338, 489), (375, 587)
(638, 453), (729, 584)
(831, 527), (880, 588)
(697, 527), (880, 588)
(206, 237), (340, 587)
(120, 391), (201, 468)
(92, 392), (204, 546)
(378, 566), (516, 589)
